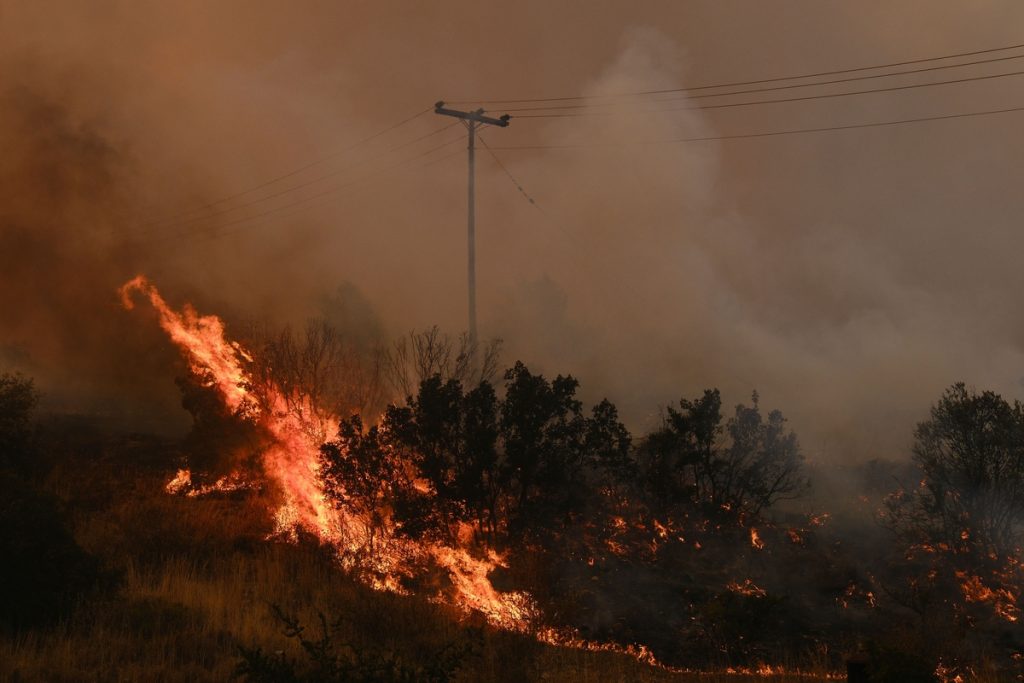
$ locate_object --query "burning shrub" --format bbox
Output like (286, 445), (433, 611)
(320, 414), (409, 549)
(889, 383), (1024, 559)
(177, 371), (263, 484)
(248, 317), (389, 434)
(876, 383), (1024, 677)
(382, 376), (502, 542)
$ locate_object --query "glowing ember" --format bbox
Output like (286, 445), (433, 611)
(165, 467), (255, 497)
(750, 527), (765, 550)
(165, 468), (192, 494)
(727, 578), (767, 598)
(956, 570), (1020, 622)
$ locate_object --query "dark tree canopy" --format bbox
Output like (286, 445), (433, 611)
(899, 383), (1024, 557)
(319, 362), (638, 546)
(642, 390), (806, 517)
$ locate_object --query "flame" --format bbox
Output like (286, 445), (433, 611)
(808, 512), (830, 527)
(955, 570), (1020, 622)
(122, 276), (847, 676)
(165, 468), (192, 494)
(120, 276), (531, 631)
(165, 468), (256, 498)
(728, 578), (767, 598)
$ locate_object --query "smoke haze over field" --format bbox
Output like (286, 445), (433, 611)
(3, 1), (1024, 456)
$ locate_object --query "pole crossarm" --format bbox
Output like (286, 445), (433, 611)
(434, 101), (511, 127)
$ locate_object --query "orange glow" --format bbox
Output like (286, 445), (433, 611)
(956, 570), (1020, 622)
(122, 275), (847, 677)
(727, 578), (767, 598)
(121, 276), (532, 632)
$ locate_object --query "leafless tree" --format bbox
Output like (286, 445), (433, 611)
(383, 326), (501, 398)
(246, 318), (388, 441)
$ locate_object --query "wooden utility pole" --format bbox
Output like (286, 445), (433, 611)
(433, 101), (510, 350)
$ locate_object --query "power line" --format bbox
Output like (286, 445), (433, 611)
(499, 51), (1024, 112)
(423, 146), (468, 167)
(127, 120), (459, 241)
(131, 133), (467, 247)
(478, 135), (540, 209)
(488, 103), (1024, 149)
(134, 101), (1024, 246)
(448, 40), (1024, 105)
(132, 107), (433, 230)
(513, 68), (1024, 118)
(476, 134), (651, 312)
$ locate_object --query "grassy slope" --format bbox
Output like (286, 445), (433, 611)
(0, 429), (834, 683)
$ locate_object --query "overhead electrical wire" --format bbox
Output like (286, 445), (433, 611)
(476, 134), (655, 311)
(125, 40), (1024, 248)
(132, 132), (467, 247)
(512, 68), (1024, 118)
(487, 103), (1024, 149)
(498, 51), (1024, 112)
(477, 136), (539, 209)
(126, 120), (459, 241)
(449, 40), (1024, 105)
(130, 107), (434, 231)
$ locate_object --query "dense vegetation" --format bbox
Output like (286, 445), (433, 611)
(3, 338), (1024, 681)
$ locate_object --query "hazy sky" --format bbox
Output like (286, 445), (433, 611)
(2, 1), (1024, 458)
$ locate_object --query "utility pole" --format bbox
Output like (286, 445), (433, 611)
(434, 101), (510, 352)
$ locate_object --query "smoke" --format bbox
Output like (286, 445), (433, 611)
(3, 1), (1024, 456)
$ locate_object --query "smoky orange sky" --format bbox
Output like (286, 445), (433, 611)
(2, 1), (1024, 460)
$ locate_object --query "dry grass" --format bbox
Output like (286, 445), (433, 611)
(0, 451), (839, 683)
(0, 541), (836, 682)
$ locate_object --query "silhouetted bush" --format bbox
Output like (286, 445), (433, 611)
(0, 372), (37, 475)
(0, 471), (98, 629)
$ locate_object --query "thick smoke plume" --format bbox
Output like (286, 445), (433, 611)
(3, 2), (1024, 458)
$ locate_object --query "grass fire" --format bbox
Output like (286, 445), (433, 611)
(4, 5), (1024, 682)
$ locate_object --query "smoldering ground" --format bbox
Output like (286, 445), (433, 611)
(3, 1), (1024, 458)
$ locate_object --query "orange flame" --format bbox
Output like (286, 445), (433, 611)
(120, 276), (533, 631)
(956, 570), (1020, 622)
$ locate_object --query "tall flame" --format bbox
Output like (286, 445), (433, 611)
(120, 276), (535, 632)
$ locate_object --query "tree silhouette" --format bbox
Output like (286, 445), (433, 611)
(641, 390), (805, 517)
(890, 383), (1024, 558)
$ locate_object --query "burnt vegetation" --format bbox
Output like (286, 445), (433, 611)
(3, 322), (1024, 682)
